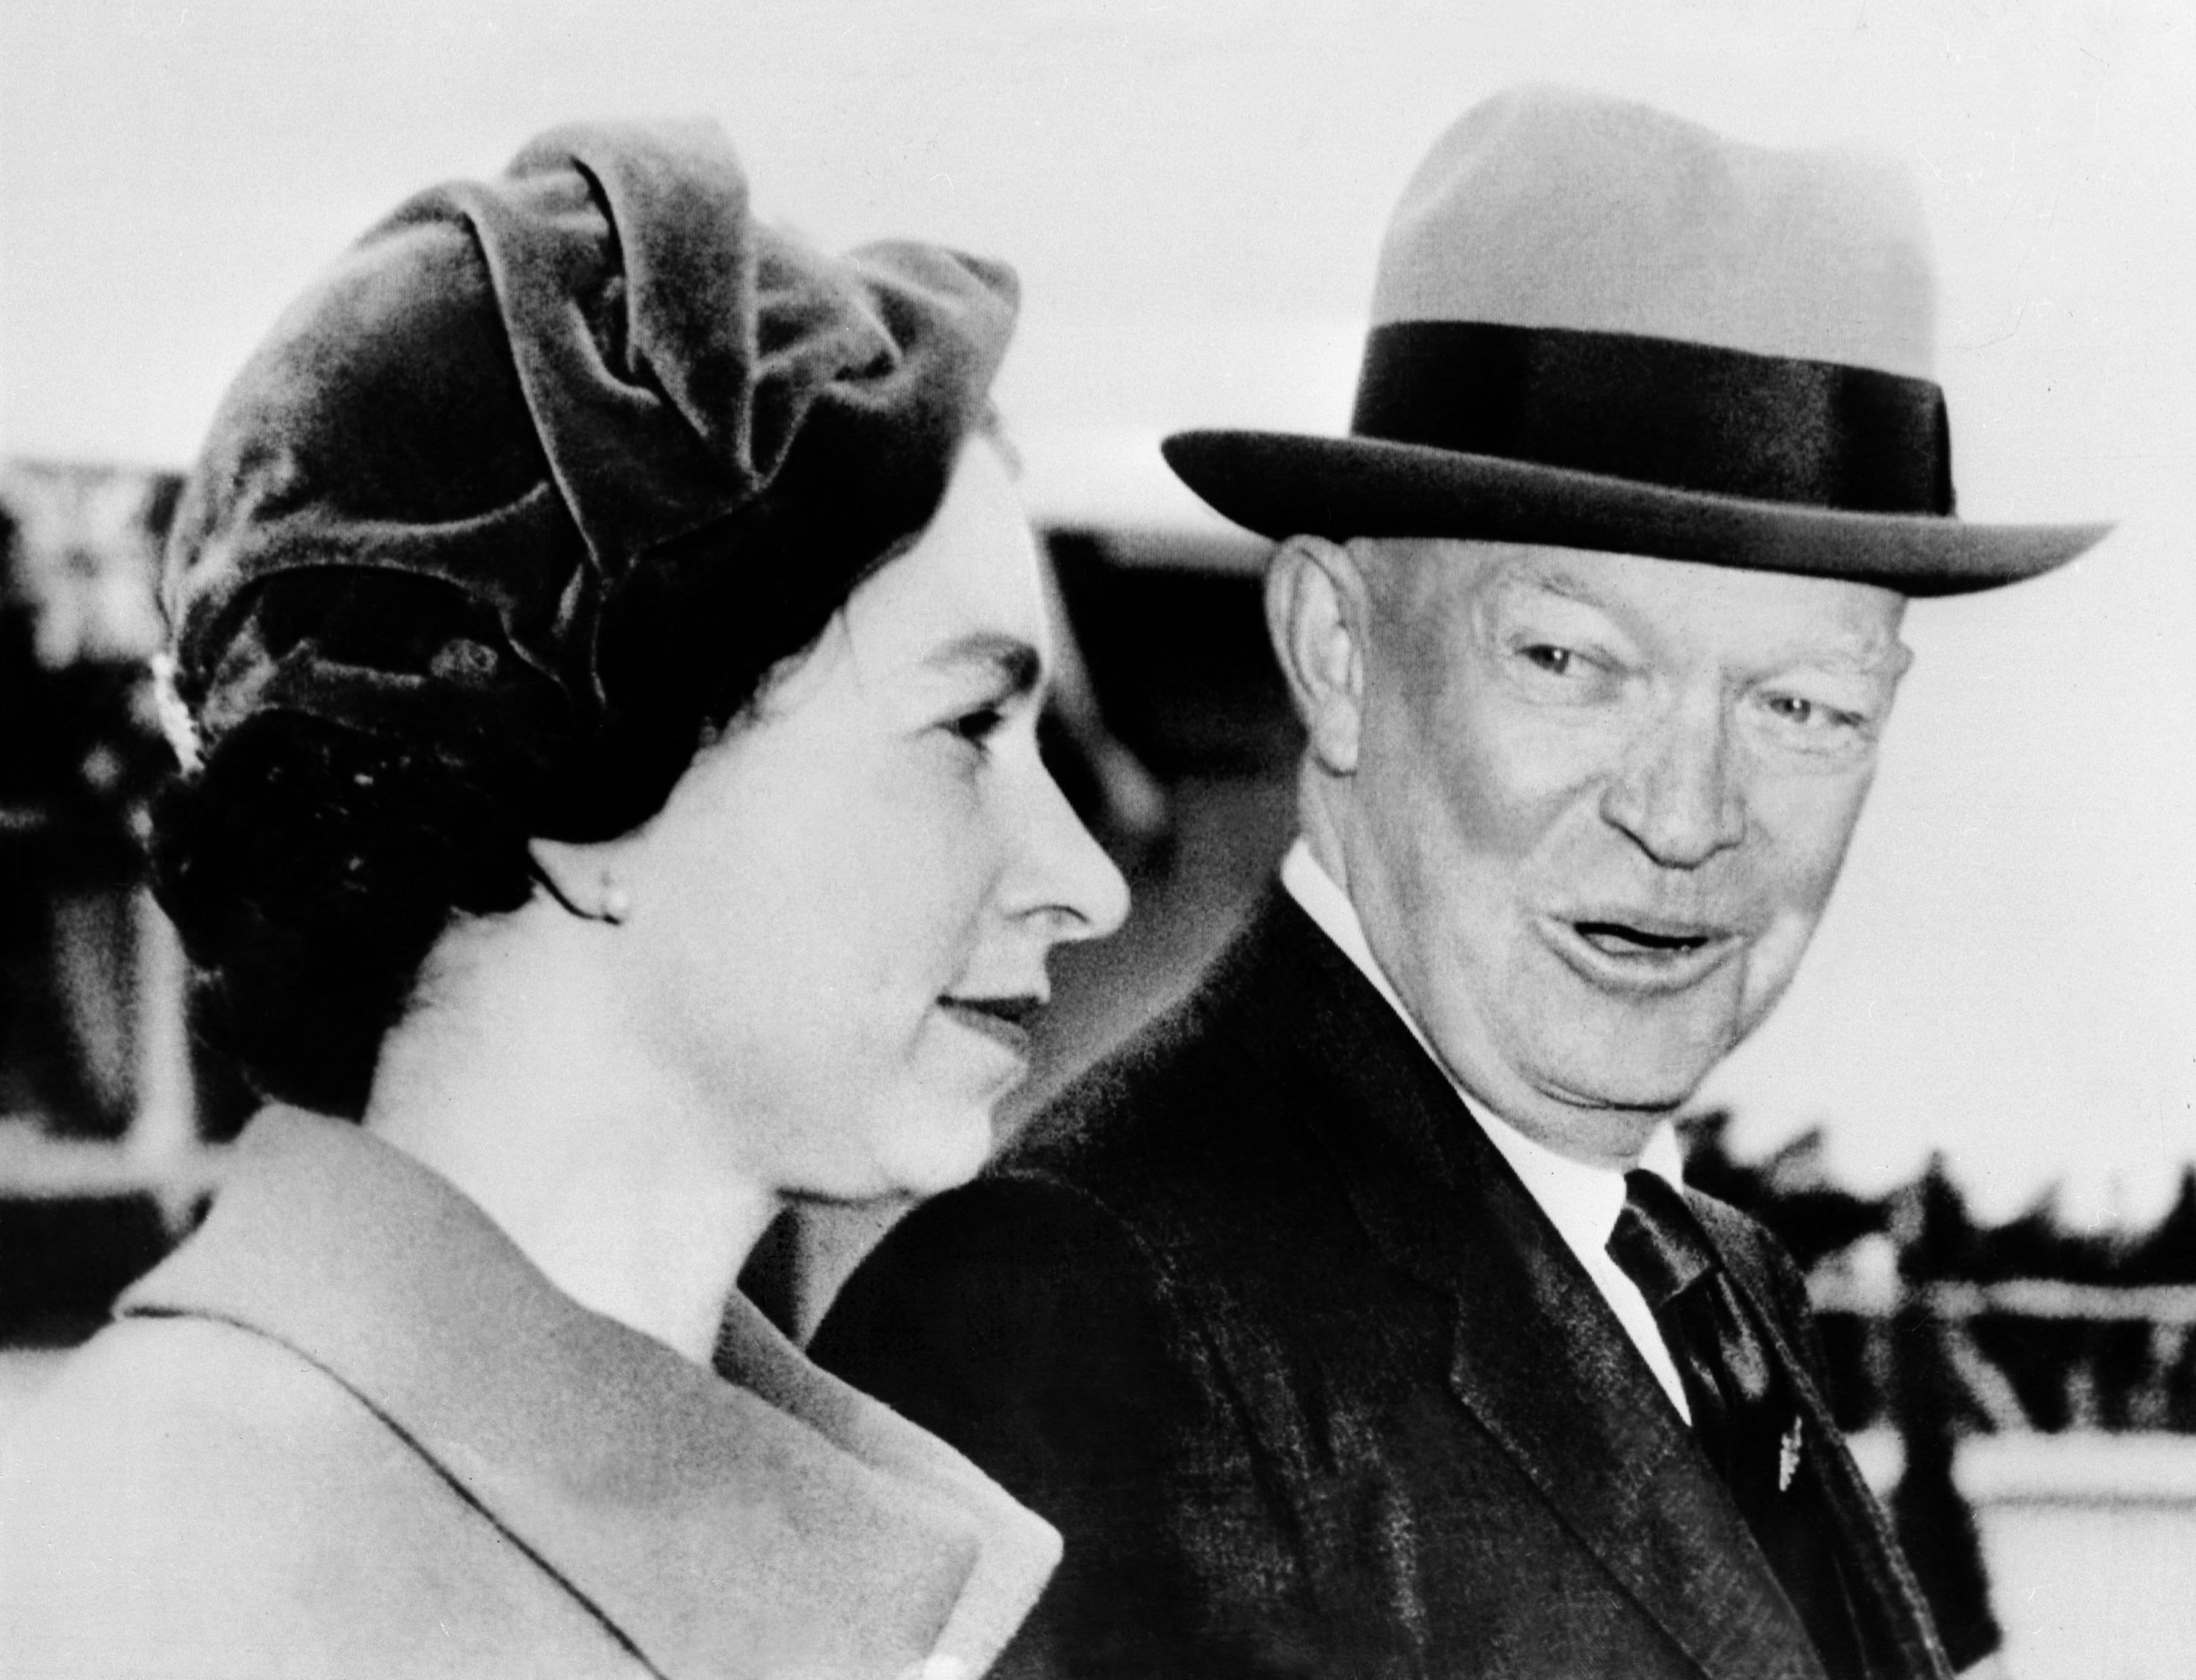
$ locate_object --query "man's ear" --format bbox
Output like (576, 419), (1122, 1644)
(1265, 534), (1367, 777)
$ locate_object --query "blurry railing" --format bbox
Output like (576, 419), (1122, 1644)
(1811, 1272), (2196, 1439)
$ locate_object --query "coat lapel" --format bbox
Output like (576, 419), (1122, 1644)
(120, 1108), (1055, 1680)
(1239, 894), (1829, 1680)
(712, 1288), (1061, 1674)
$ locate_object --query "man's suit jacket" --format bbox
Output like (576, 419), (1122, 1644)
(813, 890), (1952, 1680)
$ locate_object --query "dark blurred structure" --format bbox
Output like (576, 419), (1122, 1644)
(1017, 531), (1301, 1094)
(1681, 1119), (2196, 1436)
(0, 462), (220, 1345)
(0, 464), (176, 1139)
(0, 1194), (174, 1348)
(1685, 1119), (2196, 1669)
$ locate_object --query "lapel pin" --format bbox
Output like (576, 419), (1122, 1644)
(1778, 1415), (1804, 1492)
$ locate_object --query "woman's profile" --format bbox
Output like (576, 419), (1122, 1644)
(0, 120), (1127, 1678)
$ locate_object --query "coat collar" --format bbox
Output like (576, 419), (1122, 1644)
(119, 1108), (1057, 1680)
(1223, 891), (1833, 1680)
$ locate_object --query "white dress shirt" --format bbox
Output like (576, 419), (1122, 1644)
(1279, 839), (1694, 1422)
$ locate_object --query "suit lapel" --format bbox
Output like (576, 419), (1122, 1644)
(1693, 1201), (1952, 1680)
(1238, 894), (1829, 1680)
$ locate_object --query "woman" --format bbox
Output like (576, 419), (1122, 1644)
(0, 122), (1127, 1677)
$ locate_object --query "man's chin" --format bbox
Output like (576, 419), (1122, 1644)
(1544, 1068), (1707, 1120)
(1524, 1008), (1739, 1119)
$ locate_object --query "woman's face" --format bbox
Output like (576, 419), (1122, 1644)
(602, 440), (1129, 1202)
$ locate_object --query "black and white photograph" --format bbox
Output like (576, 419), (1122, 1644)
(2, 4), (2192, 1676)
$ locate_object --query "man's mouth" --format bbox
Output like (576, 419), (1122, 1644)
(1547, 914), (1740, 992)
(937, 993), (1045, 1059)
(1573, 921), (1714, 957)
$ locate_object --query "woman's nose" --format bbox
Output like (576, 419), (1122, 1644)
(1014, 761), (1131, 942)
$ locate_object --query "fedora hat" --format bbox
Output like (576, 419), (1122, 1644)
(1163, 86), (2108, 594)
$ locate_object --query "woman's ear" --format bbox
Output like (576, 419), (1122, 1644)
(1264, 535), (1367, 777)
(527, 836), (630, 925)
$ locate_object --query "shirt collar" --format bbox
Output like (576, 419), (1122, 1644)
(1279, 837), (1684, 1256)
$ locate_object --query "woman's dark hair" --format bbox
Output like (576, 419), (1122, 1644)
(152, 715), (531, 1119)
(147, 445), (965, 1119)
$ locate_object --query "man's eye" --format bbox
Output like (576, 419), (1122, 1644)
(1508, 640), (1623, 703)
(1763, 693), (1857, 730)
(1754, 690), (1872, 752)
(1520, 644), (1577, 676)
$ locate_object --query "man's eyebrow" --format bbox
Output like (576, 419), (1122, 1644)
(924, 633), (1043, 695)
(1497, 562), (1908, 670)
(1498, 561), (1606, 605)
(1782, 638), (1913, 676)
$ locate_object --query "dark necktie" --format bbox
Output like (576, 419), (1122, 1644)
(1607, 1170), (1870, 1679)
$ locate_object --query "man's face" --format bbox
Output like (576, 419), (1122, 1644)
(1333, 540), (1910, 1155)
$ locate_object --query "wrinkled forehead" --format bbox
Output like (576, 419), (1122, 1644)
(1356, 536), (1910, 668)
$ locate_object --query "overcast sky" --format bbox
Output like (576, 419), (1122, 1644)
(4, 0), (2190, 1220)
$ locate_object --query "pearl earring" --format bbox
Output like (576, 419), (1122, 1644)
(600, 884), (631, 925)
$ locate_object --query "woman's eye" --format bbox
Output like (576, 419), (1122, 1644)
(949, 704), (1006, 747)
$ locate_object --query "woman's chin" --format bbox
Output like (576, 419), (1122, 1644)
(875, 1105), (1001, 1201)
(783, 1102), (999, 1206)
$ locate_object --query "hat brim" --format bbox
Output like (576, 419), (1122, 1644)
(1162, 430), (2110, 597)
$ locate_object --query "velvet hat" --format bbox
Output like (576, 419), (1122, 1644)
(163, 120), (1017, 829)
(1163, 86), (2108, 595)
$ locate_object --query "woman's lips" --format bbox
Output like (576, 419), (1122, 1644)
(938, 993), (1044, 1059)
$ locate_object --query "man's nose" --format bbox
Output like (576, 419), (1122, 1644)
(1599, 697), (1747, 870)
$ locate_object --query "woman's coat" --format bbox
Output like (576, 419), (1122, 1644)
(0, 1108), (1058, 1679)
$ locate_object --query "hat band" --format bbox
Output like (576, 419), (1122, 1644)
(1351, 322), (1954, 517)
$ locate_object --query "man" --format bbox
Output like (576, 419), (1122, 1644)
(812, 87), (2107, 1679)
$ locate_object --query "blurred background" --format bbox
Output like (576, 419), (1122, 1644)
(3, 4), (2192, 1675)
